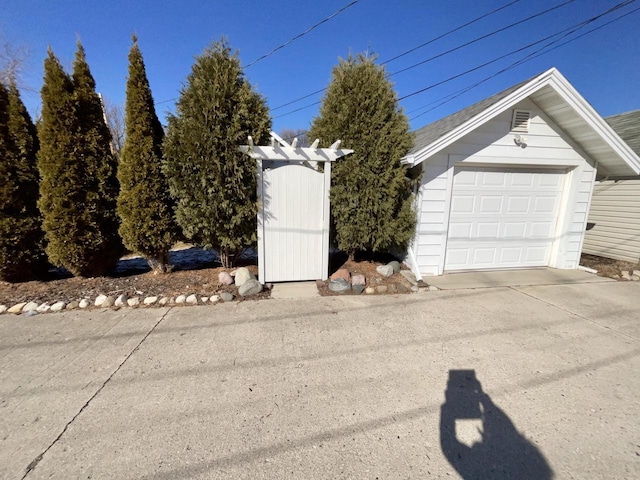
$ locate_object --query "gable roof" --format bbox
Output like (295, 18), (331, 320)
(403, 68), (640, 177)
(606, 109), (640, 156)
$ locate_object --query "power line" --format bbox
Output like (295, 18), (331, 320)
(389, 0), (576, 78)
(154, 0), (362, 106)
(273, 0), (577, 118)
(271, 0), (523, 112)
(245, 0), (363, 68)
(381, 0), (521, 65)
(409, 1), (640, 121)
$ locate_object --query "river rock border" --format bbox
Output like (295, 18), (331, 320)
(0, 267), (266, 316)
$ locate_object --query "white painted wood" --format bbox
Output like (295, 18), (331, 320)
(242, 133), (353, 283)
(402, 68), (640, 176)
(583, 178), (640, 263)
(443, 167), (565, 271)
(413, 98), (597, 276)
(256, 159), (265, 282)
(262, 161), (325, 282)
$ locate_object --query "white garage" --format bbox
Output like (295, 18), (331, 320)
(402, 68), (640, 278)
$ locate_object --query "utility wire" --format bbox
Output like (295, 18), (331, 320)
(245, 0), (362, 68)
(155, 0), (362, 106)
(272, 0), (523, 112)
(273, 0), (577, 118)
(382, 0), (521, 65)
(409, 0), (639, 121)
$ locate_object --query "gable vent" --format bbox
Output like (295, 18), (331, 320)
(511, 109), (531, 133)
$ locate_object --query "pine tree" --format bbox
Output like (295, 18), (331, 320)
(0, 81), (47, 281)
(309, 53), (416, 258)
(163, 39), (271, 268)
(117, 35), (175, 272)
(38, 44), (122, 277)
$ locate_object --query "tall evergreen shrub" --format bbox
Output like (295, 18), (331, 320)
(117, 35), (175, 272)
(163, 39), (271, 268)
(0, 81), (47, 281)
(38, 44), (122, 277)
(309, 53), (416, 258)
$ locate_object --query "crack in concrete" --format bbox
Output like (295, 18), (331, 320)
(510, 286), (640, 343)
(20, 308), (172, 479)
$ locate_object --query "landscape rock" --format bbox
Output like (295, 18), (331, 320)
(50, 301), (66, 312)
(633, 275), (640, 282)
(0, 305), (7, 314)
(387, 261), (401, 273)
(351, 274), (366, 286)
(200, 296), (209, 303)
(387, 284), (397, 294)
(634, 270), (640, 277)
(218, 271), (233, 285)
(143, 296), (158, 305)
(127, 296), (140, 307)
(175, 294), (186, 304)
(186, 294), (198, 304)
(352, 284), (365, 295)
(376, 265), (394, 277)
(8, 302), (27, 314)
(400, 270), (418, 286)
(158, 297), (169, 306)
(37, 303), (50, 313)
(22, 301), (39, 312)
(94, 294), (108, 307)
(411, 285), (420, 292)
(622, 272), (632, 281)
(365, 287), (375, 294)
(234, 267), (255, 287)
(377, 285), (388, 294)
(220, 292), (234, 302)
(239, 279), (263, 297)
(101, 296), (116, 308)
(79, 299), (90, 309)
(328, 278), (350, 293)
(24, 310), (38, 317)
(330, 269), (351, 282)
(396, 283), (409, 294)
(428, 285), (440, 292)
(209, 295), (220, 303)
(115, 294), (128, 307)
(66, 301), (79, 310)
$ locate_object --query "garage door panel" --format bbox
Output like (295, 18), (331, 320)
(445, 167), (564, 271)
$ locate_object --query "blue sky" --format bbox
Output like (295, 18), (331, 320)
(3, 0), (640, 135)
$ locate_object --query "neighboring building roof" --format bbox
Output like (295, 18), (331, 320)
(403, 68), (640, 177)
(606, 109), (640, 156)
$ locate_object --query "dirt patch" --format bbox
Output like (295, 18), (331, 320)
(0, 246), (269, 306)
(580, 253), (639, 279)
(316, 251), (417, 296)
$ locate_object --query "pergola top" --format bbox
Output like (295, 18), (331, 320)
(240, 131), (354, 162)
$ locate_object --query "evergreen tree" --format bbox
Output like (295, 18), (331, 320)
(117, 35), (175, 272)
(163, 39), (271, 268)
(0, 81), (47, 281)
(38, 44), (122, 277)
(309, 53), (416, 258)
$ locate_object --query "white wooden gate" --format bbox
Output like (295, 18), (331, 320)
(240, 132), (353, 283)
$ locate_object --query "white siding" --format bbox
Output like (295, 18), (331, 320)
(415, 98), (595, 275)
(582, 179), (640, 263)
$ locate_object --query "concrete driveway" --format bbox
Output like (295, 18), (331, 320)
(1, 282), (639, 479)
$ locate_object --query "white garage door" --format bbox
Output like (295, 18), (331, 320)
(445, 167), (565, 271)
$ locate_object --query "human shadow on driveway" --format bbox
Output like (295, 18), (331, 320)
(440, 369), (553, 479)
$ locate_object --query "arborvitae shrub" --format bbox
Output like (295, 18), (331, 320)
(117, 35), (176, 272)
(38, 44), (122, 277)
(309, 53), (416, 258)
(163, 39), (271, 268)
(0, 81), (47, 281)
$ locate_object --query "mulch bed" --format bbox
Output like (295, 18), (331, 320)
(580, 253), (639, 279)
(0, 246), (269, 306)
